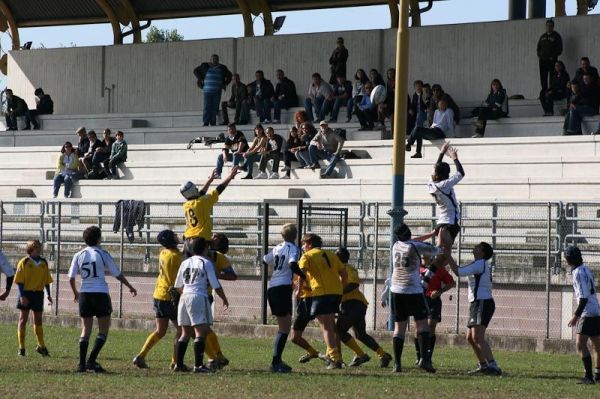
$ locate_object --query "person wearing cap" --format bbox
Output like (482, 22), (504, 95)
(537, 19), (563, 94)
(564, 246), (600, 385)
(133, 230), (183, 369)
(329, 37), (349, 85)
(300, 121), (344, 179)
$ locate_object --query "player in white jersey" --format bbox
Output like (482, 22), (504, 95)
(0, 250), (15, 300)
(173, 237), (229, 373)
(390, 223), (440, 373)
(68, 226), (137, 373)
(422, 142), (465, 289)
(264, 223), (303, 373)
(564, 246), (600, 384)
(448, 241), (501, 376)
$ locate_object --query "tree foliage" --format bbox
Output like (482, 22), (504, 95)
(145, 26), (184, 43)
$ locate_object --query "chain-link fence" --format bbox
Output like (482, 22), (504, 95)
(0, 199), (598, 340)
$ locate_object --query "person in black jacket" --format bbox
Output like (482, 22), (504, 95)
(272, 69), (297, 124)
(248, 70), (275, 123)
(25, 88), (53, 130)
(221, 74), (249, 125)
(431, 84), (461, 124)
(537, 19), (563, 94)
(410, 80), (427, 128)
(329, 37), (349, 85)
(564, 76), (600, 135)
(540, 61), (570, 116)
(573, 57), (600, 85)
(329, 75), (353, 123)
(4, 89), (30, 131)
(472, 79), (508, 138)
(193, 54), (233, 127)
(75, 127), (90, 159)
(257, 127), (284, 179)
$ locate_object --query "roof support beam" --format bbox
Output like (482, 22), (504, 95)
(118, 0), (142, 43)
(0, 0), (20, 50)
(95, 0), (123, 44)
(388, 0), (399, 28)
(554, 0), (566, 16)
(409, 0), (421, 27)
(236, 0), (254, 37)
(256, 0), (274, 35)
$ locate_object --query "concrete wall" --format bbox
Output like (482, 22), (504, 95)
(8, 14), (600, 115)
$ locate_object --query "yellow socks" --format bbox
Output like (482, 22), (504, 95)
(17, 327), (26, 350)
(33, 325), (45, 348)
(307, 345), (319, 357)
(138, 332), (161, 358)
(326, 346), (341, 363)
(205, 331), (220, 360)
(376, 347), (386, 358)
(344, 338), (366, 357)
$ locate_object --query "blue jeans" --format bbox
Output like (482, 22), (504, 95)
(241, 153), (262, 176)
(273, 99), (290, 121)
(203, 91), (222, 125)
(255, 97), (272, 122)
(304, 96), (332, 122)
(565, 105), (596, 133)
(416, 109), (427, 128)
(331, 97), (352, 121)
(308, 145), (340, 176)
(53, 172), (78, 197)
(295, 150), (310, 167)
(216, 152), (233, 175)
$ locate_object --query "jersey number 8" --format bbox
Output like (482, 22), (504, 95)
(186, 209), (199, 228)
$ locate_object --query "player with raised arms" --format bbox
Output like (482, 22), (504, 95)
(69, 226), (137, 373)
(264, 223), (303, 373)
(564, 246), (600, 384)
(172, 237), (229, 373)
(448, 242), (501, 376)
(133, 230), (182, 369)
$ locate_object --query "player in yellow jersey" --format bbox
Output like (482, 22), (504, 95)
(180, 167), (239, 257)
(133, 230), (183, 369)
(14, 240), (53, 357)
(335, 247), (392, 368)
(298, 233), (347, 369)
(203, 232), (237, 370)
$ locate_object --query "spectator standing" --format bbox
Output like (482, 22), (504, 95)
(537, 19), (562, 94)
(304, 73), (334, 123)
(105, 131), (127, 179)
(248, 70), (275, 123)
(215, 124), (248, 179)
(194, 54), (233, 127)
(573, 57), (599, 85)
(406, 96), (455, 158)
(272, 70), (298, 124)
(4, 89), (30, 130)
(330, 75), (353, 123)
(238, 124), (269, 180)
(329, 37), (349, 85)
(25, 88), (53, 130)
(350, 69), (369, 122)
(53, 141), (80, 198)
(540, 61), (570, 116)
(220, 74), (249, 126)
(257, 127), (284, 179)
(356, 82), (377, 131)
(472, 79), (508, 138)
(305, 121), (345, 179)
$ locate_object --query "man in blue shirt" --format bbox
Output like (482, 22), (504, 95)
(194, 55), (233, 126)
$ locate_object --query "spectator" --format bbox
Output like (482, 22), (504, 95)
(294, 110), (310, 129)
(378, 68), (396, 128)
(329, 75), (353, 123)
(369, 69), (385, 88)
(356, 82), (377, 131)
(281, 127), (302, 179)
(105, 131), (127, 180)
(75, 127), (89, 157)
(431, 84), (461, 124)
(302, 121), (345, 179)
(304, 73), (334, 123)
(350, 69), (369, 122)
(410, 80), (427, 128)
(471, 79), (508, 138)
(53, 141), (80, 198)
(220, 73), (249, 126)
(238, 124), (268, 179)
(537, 19), (563, 94)
(573, 57), (599, 85)
(25, 88), (53, 130)
(423, 84), (434, 127)
(215, 123), (249, 179)
(294, 122), (318, 169)
(406, 95), (455, 158)
(329, 37), (349, 85)
(248, 70), (275, 123)
(194, 54), (233, 127)
(79, 130), (105, 175)
(540, 61), (570, 116)
(272, 69), (298, 124)
(91, 128), (115, 177)
(4, 89), (30, 131)
(256, 127), (284, 179)
(563, 77), (600, 135)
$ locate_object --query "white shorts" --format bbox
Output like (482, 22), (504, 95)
(177, 294), (213, 327)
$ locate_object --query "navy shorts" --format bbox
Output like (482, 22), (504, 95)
(79, 292), (113, 318)
(310, 295), (342, 318)
(267, 285), (293, 317)
(153, 299), (177, 321)
(437, 223), (461, 240)
(293, 297), (314, 331)
(467, 298), (495, 328)
(577, 316), (600, 337)
(391, 293), (429, 322)
(16, 291), (44, 312)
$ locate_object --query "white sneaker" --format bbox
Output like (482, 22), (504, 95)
(255, 172), (268, 179)
(280, 174), (290, 179)
(269, 172), (279, 179)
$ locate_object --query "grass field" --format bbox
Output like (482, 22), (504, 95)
(0, 322), (595, 399)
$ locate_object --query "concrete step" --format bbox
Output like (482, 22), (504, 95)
(459, 99), (566, 119)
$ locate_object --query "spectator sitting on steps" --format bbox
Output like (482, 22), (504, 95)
(406, 95), (455, 159)
(238, 124), (269, 180)
(215, 123), (248, 179)
(573, 57), (599, 85)
(256, 127), (284, 179)
(471, 79), (508, 138)
(4, 89), (31, 131)
(299, 121), (345, 179)
(356, 82), (377, 131)
(329, 75), (353, 123)
(293, 122), (317, 170)
(281, 126), (301, 179)
(53, 141), (80, 199)
(220, 73), (249, 126)
(378, 68), (396, 129)
(105, 131), (127, 180)
(26, 88), (53, 130)
(540, 61), (570, 116)
(90, 128), (115, 178)
(350, 69), (369, 123)
(79, 130), (105, 176)
(431, 84), (461, 124)
(305, 73), (334, 123)
(75, 127), (89, 158)
(272, 69), (298, 124)
(563, 77), (600, 135)
(248, 70), (275, 124)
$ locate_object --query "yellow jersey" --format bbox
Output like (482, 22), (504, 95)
(183, 189), (219, 240)
(206, 250), (231, 295)
(294, 274), (313, 299)
(14, 256), (53, 292)
(153, 248), (182, 301)
(341, 264), (368, 305)
(298, 248), (344, 297)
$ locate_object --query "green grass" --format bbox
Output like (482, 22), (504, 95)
(0, 322), (594, 399)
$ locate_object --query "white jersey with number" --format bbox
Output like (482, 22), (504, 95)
(68, 246), (121, 294)
(427, 172), (463, 225)
(0, 250), (14, 277)
(572, 264), (600, 317)
(264, 241), (301, 289)
(391, 240), (440, 294)
(174, 255), (220, 297)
